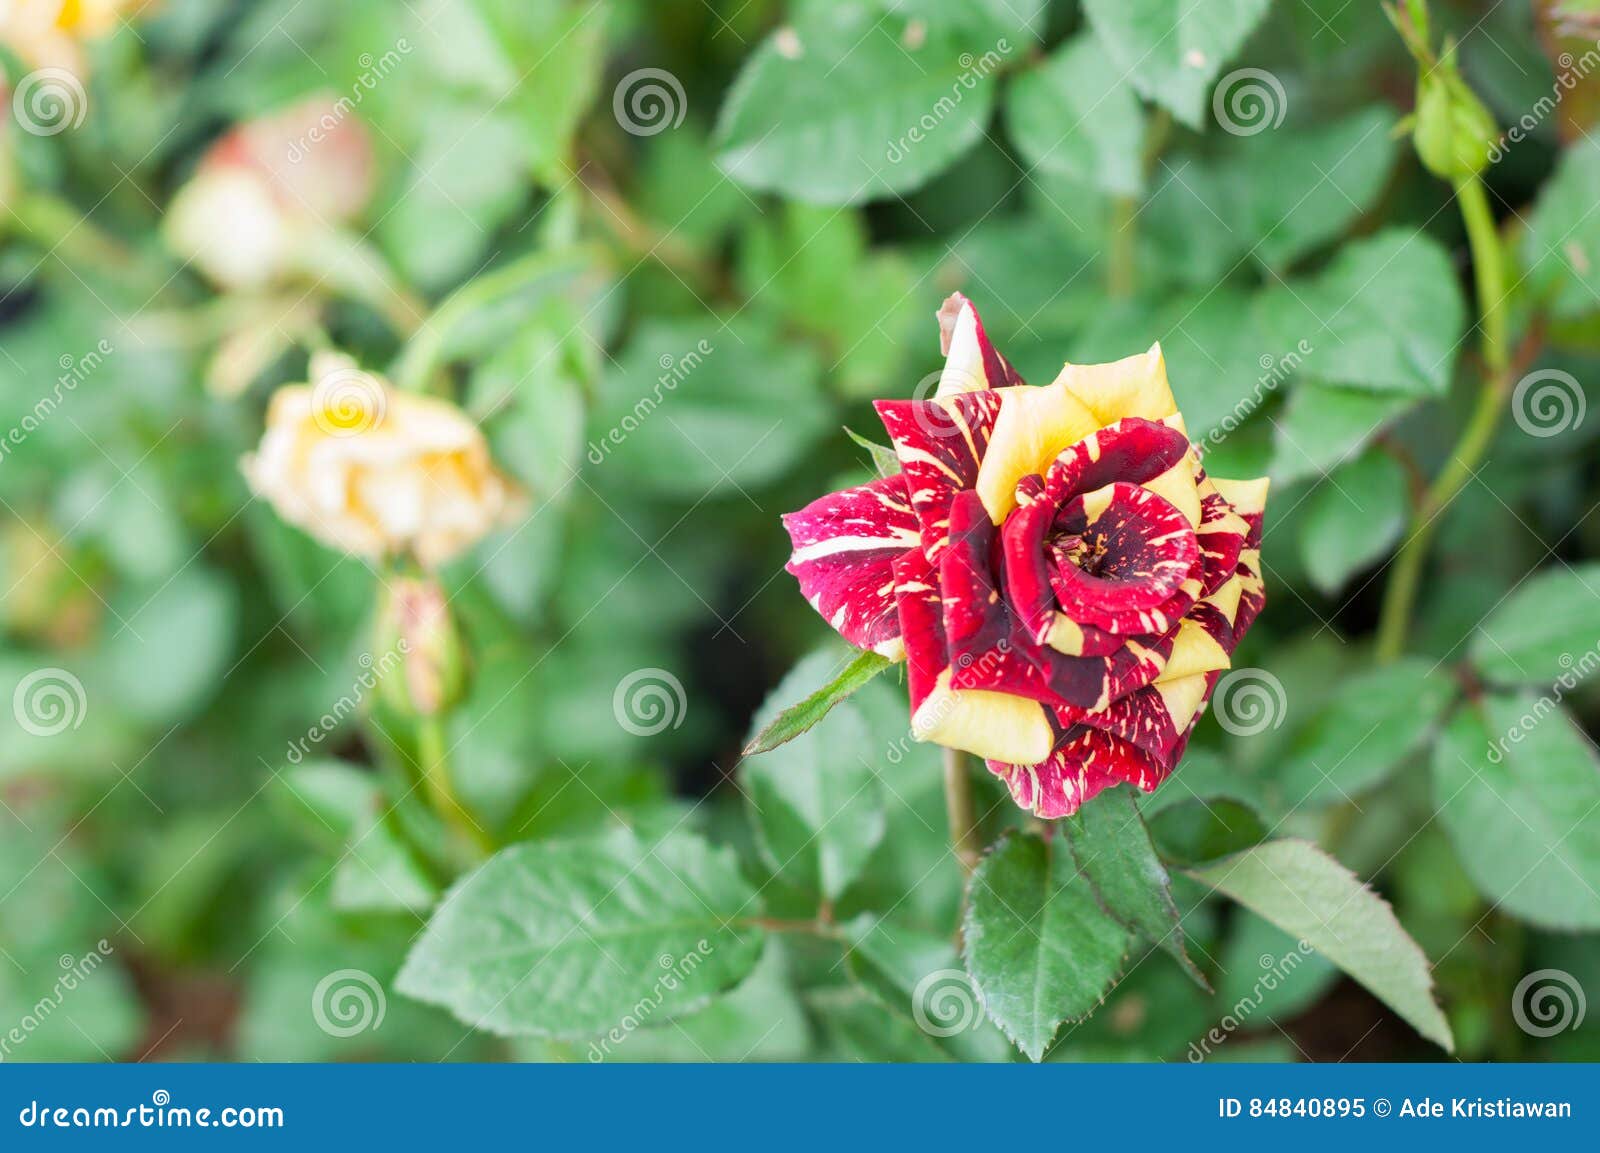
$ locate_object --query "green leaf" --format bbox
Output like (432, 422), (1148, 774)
(743, 647), (894, 755)
(1521, 135), (1600, 320)
(963, 832), (1132, 1061)
(1271, 382), (1418, 486)
(845, 427), (903, 480)
(1296, 449), (1409, 595)
(743, 658), (886, 902)
(590, 318), (827, 499)
(1083, 0), (1273, 128)
(100, 566), (236, 725)
(1468, 564), (1600, 685)
(1189, 839), (1454, 1051)
(1274, 658), (1455, 812)
(714, 8), (1000, 204)
(1216, 911), (1339, 1025)
(1433, 696), (1600, 930)
(1006, 32), (1145, 196)
(397, 830), (765, 1037)
(1256, 230), (1466, 397)
(1065, 787), (1209, 989)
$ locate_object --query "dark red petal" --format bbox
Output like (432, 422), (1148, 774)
(936, 292), (1026, 389)
(1047, 482), (1200, 619)
(985, 728), (1163, 818)
(1038, 417), (1192, 508)
(893, 547), (946, 717)
(875, 388), (1003, 562)
(783, 474), (920, 654)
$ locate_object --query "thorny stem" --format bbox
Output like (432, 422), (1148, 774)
(944, 746), (983, 879)
(1375, 174), (1510, 663)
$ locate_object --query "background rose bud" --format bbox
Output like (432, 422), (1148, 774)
(163, 94), (376, 291)
(1412, 58), (1498, 179)
(375, 577), (467, 718)
(241, 351), (525, 569)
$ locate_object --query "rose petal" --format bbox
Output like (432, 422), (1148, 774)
(935, 293), (1024, 395)
(875, 388), (1003, 562)
(782, 474), (921, 657)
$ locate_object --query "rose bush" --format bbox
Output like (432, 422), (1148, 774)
(784, 296), (1268, 816)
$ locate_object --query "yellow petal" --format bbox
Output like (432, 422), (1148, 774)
(1212, 475), (1271, 517)
(1204, 573), (1244, 624)
(912, 671), (1054, 763)
(1141, 450), (1202, 527)
(974, 383), (1100, 522)
(1155, 618), (1230, 683)
(1154, 673), (1211, 734)
(1056, 343), (1178, 425)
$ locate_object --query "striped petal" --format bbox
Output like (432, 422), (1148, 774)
(875, 388), (1002, 563)
(935, 292), (1024, 395)
(782, 474), (920, 657)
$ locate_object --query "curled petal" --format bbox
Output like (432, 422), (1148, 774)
(782, 474), (920, 657)
(935, 293), (1024, 394)
(875, 389), (1002, 562)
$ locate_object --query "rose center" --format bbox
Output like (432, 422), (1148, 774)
(1044, 481), (1199, 618)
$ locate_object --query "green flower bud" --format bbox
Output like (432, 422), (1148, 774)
(1412, 58), (1499, 179)
(374, 577), (467, 718)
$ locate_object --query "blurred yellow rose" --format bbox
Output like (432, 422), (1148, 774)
(0, 0), (145, 74)
(242, 352), (525, 569)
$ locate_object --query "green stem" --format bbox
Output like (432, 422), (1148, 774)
(1375, 175), (1509, 663)
(1106, 109), (1171, 299)
(944, 747), (982, 879)
(389, 245), (602, 392)
(415, 713), (490, 858)
(296, 228), (426, 337)
(11, 192), (169, 298)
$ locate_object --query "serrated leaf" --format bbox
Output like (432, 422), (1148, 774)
(714, 9), (999, 204)
(1255, 230), (1466, 397)
(397, 831), (764, 1038)
(1521, 135), (1600, 320)
(963, 832), (1132, 1061)
(1433, 696), (1600, 930)
(744, 648), (894, 755)
(1006, 32), (1145, 196)
(1189, 839), (1453, 1051)
(1083, 0), (1273, 127)
(1271, 382), (1418, 485)
(1274, 658), (1455, 812)
(743, 664), (885, 901)
(1065, 787), (1209, 989)
(1296, 449), (1409, 595)
(1468, 563), (1600, 685)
